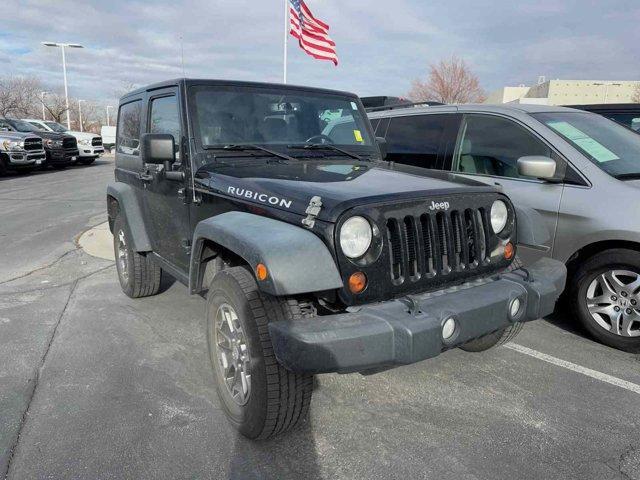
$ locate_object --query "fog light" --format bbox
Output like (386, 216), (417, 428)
(509, 298), (521, 318)
(442, 317), (456, 340)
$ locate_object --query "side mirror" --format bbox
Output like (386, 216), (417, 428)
(376, 136), (387, 160)
(141, 133), (175, 166)
(517, 156), (557, 180)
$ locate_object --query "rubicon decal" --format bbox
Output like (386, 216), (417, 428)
(227, 186), (293, 209)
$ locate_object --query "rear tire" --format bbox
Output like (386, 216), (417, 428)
(460, 257), (524, 352)
(113, 214), (162, 298)
(571, 249), (640, 353)
(207, 266), (313, 439)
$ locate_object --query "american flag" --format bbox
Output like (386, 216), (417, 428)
(289, 0), (338, 65)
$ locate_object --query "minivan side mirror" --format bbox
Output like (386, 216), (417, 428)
(517, 156), (557, 180)
(141, 133), (176, 166)
(376, 136), (387, 160)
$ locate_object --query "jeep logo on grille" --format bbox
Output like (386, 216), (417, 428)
(428, 200), (450, 211)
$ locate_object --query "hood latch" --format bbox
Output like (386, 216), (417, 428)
(301, 196), (323, 229)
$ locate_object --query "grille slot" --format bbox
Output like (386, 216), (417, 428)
(23, 137), (42, 151)
(63, 137), (77, 149)
(385, 206), (490, 284)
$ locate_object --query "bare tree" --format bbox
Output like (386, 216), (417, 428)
(0, 76), (43, 117)
(632, 84), (640, 103)
(42, 94), (69, 123)
(408, 56), (486, 104)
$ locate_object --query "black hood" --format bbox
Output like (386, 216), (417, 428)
(196, 159), (498, 222)
(30, 131), (72, 141)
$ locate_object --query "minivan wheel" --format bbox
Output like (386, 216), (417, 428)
(572, 249), (640, 353)
(206, 266), (313, 439)
(113, 214), (162, 298)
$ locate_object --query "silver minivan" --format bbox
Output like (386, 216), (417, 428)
(360, 104), (640, 352)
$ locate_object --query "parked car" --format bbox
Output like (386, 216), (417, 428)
(23, 119), (103, 165)
(0, 118), (78, 169)
(101, 125), (116, 152)
(0, 129), (46, 175)
(364, 103), (640, 352)
(569, 104), (640, 132)
(106, 78), (565, 439)
(361, 96), (412, 109)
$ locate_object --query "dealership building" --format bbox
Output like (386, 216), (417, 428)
(486, 79), (640, 105)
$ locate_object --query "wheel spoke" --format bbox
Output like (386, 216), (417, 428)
(620, 311), (640, 338)
(589, 304), (615, 316)
(602, 272), (622, 294)
(610, 311), (623, 335)
(587, 294), (613, 306)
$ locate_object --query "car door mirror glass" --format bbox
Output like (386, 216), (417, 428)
(141, 133), (176, 166)
(517, 156), (557, 179)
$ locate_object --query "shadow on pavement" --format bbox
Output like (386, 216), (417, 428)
(227, 420), (321, 480)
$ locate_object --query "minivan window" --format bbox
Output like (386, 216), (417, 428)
(453, 114), (552, 179)
(385, 115), (448, 169)
(117, 100), (142, 155)
(533, 111), (640, 179)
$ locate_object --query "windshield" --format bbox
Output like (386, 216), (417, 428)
(44, 121), (68, 133)
(6, 119), (39, 133)
(190, 85), (375, 160)
(533, 111), (640, 178)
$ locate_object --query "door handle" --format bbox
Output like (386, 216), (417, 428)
(138, 172), (153, 182)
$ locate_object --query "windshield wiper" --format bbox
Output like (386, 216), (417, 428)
(288, 143), (363, 161)
(614, 172), (640, 180)
(204, 144), (298, 163)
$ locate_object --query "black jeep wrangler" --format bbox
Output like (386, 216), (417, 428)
(107, 79), (566, 439)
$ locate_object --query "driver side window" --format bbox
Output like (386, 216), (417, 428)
(453, 114), (551, 179)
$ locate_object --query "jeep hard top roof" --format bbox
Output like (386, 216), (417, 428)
(120, 78), (359, 103)
(367, 102), (588, 119)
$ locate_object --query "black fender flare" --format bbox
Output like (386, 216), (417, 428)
(514, 205), (550, 249)
(189, 211), (343, 296)
(106, 182), (152, 252)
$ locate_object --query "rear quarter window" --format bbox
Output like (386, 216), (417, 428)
(117, 100), (142, 155)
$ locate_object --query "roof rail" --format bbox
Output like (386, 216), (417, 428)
(365, 101), (445, 113)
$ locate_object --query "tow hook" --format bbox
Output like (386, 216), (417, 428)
(302, 195), (323, 229)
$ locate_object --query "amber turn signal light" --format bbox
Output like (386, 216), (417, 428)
(256, 263), (268, 281)
(504, 242), (515, 260)
(348, 272), (367, 294)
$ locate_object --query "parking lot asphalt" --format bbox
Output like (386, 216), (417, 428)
(1, 157), (639, 480)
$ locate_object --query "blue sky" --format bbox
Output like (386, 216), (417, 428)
(1, 0), (639, 104)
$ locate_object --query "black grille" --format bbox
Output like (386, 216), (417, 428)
(386, 207), (489, 284)
(91, 136), (102, 146)
(63, 137), (77, 149)
(23, 137), (43, 151)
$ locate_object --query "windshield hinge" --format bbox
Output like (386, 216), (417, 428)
(301, 195), (323, 229)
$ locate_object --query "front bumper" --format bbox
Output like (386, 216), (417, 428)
(269, 258), (566, 374)
(77, 145), (104, 157)
(46, 148), (78, 166)
(7, 150), (46, 167)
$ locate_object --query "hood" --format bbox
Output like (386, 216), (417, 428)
(66, 130), (99, 140)
(30, 131), (69, 141)
(0, 131), (36, 141)
(196, 159), (498, 222)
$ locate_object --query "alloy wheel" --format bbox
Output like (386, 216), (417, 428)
(586, 269), (640, 337)
(214, 303), (252, 405)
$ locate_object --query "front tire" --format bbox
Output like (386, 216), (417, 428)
(113, 214), (162, 298)
(571, 249), (640, 353)
(207, 266), (313, 439)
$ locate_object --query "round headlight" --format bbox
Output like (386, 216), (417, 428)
(340, 216), (372, 259)
(490, 200), (509, 233)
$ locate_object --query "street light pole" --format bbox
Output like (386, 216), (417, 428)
(78, 99), (85, 132)
(106, 105), (113, 126)
(42, 42), (84, 130)
(41, 91), (48, 120)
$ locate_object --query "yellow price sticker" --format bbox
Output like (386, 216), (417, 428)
(353, 130), (363, 142)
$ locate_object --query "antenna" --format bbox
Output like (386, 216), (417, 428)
(180, 36), (185, 77)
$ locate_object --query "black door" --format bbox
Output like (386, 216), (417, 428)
(140, 89), (192, 272)
(383, 113), (460, 172)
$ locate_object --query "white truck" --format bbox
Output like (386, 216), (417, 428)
(23, 119), (104, 165)
(100, 126), (116, 152)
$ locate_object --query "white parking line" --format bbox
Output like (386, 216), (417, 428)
(505, 343), (640, 395)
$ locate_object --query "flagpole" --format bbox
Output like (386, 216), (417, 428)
(283, 0), (288, 83)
